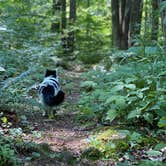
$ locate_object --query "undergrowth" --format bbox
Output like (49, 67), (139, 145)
(79, 46), (166, 129)
(78, 46), (166, 163)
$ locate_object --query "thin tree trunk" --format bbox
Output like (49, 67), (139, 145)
(111, 0), (120, 48)
(51, 0), (66, 32)
(120, 0), (132, 49)
(61, 0), (66, 30)
(130, 0), (143, 45)
(51, 0), (67, 54)
(158, 0), (166, 50)
(51, 0), (61, 32)
(68, 0), (76, 53)
(61, 0), (67, 52)
(144, 0), (149, 37)
(111, 0), (132, 50)
(86, 0), (90, 40)
(151, 0), (159, 41)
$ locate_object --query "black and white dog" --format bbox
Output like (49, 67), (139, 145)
(39, 69), (65, 117)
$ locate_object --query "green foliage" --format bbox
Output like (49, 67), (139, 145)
(80, 81), (97, 91)
(75, 2), (111, 64)
(159, 1), (166, 12)
(78, 46), (166, 128)
(139, 160), (164, 166)
(86, 128), (164, 162)
(0, 0), (165, 164)
(0, 136), (19, 166)
(81, 147), (102, 160)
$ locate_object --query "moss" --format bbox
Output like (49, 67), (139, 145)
(81, 147), (102, 160)
(114, 140), (129, 152)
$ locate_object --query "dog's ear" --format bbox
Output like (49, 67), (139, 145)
(45, 69), (57, 77)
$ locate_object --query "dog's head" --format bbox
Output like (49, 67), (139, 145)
(45, 69), (57, 78)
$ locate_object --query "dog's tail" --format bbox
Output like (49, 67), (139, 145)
(53, 90), (65, 105)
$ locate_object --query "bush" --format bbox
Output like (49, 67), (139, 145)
(78, 47), (166, 128)
(0, 136), (19, 166)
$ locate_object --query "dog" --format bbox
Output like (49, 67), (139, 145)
(39, 69), (65, 118)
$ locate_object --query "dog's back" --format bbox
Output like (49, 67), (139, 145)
(41, 85), (55, 106)
(39, 69), (65, 107)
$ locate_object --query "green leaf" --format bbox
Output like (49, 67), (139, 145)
(118, 130), (130, 138)
(32, 152), (41, 158)
(158, 117), (166, 128)
(1, 117), (8, 124)
(116, 97), (126, 110)
(160, 1), (166, 13)
(136, 91), (144, 99)
(154, 143), (166, 151)
(80, 81), (97, 91)
(112, 84), (124, 92)
(0, 66), (5, 72)
(146, 150), (162, 157)
(106, 109), (117, 122)
(105, 95), (119, 104)
(143, 113), (153, 124)
(139, 160), (163, 166)
(125, 84), (136, 90)
(127, 109), (141, 119)
(130, 132), (141, 141)
(25, 157), (32, 161)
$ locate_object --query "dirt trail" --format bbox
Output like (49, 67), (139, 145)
(24, 71), (90, 156)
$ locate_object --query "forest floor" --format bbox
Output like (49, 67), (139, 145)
(1, 61), (165, 165)
(19, 69), (116, 166)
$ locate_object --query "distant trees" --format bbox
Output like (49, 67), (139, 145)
(51, 0), (76, 54)
(50, 0), (165, 52)
(111, 0), (165, 50)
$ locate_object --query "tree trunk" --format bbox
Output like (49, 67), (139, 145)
(120, 0), (132, 49)
(51, 0), (61, 32)
(158, 0), (166, 50)
(51, 0), (66, 32)
(111, 0), (120, 48)
(68, 0), (76, 53)
(111, 0), (132, 50)
(51, 0), (67, 53)
(130, 0), (143, 45)
(61, 0), (66, 30)
(151, 0), (159, 41)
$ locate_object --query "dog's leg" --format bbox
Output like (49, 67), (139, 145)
(53, 107), (57, 115)
(48, 107), (54, 119)
(42, 104), (48, 117)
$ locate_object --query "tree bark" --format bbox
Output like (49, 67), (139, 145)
(68, 0), (76, 53)
(151, 0), (159, 41)
(111, 0), (120, 48)
(120, 0), (132, 49)
(61, 0), (67, 30)
(158, 0), (166, 49)
(111, 0), (132, 50)
(130, 0), (143, 45)
(51, 0), (66, 32)
(51, 0), (61, 32)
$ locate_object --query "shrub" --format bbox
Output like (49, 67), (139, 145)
(78, 47), (166, 128)
(0, 136), (19, 166)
